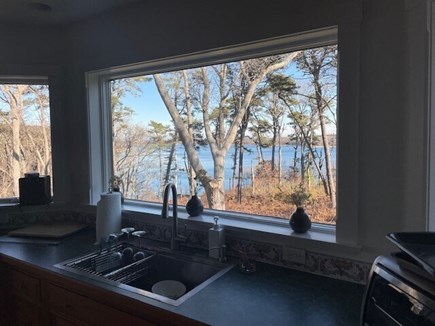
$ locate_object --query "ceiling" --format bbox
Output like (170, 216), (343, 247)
(0, 0), (143, 26)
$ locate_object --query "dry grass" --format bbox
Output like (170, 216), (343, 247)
(178, 183), (335, 225)
(174, 164), (336, 224)
(224, 185), (336, 224)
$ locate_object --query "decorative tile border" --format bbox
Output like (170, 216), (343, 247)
(123, 214), (371, 284)
(0, 208), (95, 229)
(317, 254), (370, 284)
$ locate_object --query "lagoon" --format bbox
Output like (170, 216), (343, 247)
(148, 144), (336, 195)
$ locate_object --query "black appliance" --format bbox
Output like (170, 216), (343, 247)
(362, 233), (435, 325)
(19, 173), (51, 205)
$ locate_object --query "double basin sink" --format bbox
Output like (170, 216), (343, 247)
(55, 242), (233, 306)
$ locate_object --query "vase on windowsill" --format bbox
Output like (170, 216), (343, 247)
(289, 207), (311, 233)
(289, 185), (311, 233)
(186, 195), (204, 217)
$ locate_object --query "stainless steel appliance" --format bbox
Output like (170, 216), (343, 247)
(362, 233), (435, 325)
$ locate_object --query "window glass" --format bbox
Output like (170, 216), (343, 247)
(110, 46), (337, 224)
(0, 84), (52, 198)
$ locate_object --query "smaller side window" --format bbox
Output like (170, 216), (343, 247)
(0, 82), (52, 199)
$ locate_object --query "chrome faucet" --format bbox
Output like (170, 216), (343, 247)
(162, 183), (186, 250)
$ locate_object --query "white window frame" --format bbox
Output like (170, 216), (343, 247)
(87, 26), (360, 245)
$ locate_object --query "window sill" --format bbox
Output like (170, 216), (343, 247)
(0, 198), (20, 207)
(121, 200), (376, 268)
(122, 200), (337, 245)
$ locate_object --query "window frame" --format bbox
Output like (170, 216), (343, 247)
(87, 26), (359, 242)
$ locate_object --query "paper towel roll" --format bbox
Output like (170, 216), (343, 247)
(96, 192), (122, 244)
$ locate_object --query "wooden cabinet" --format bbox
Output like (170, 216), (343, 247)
(0, 263), (7, 325)
(1, 267), (48, 325)
(0, 257), (205, 326)
(11, 296), (42, 326)
(12, 269), (41, 303)
(47, 283), (155, 326)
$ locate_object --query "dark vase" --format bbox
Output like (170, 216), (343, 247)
(186, 195), (204, 216)
(289, 207), (311, 233)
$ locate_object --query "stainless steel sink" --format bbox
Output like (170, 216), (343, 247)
(55, 243), (233, 306)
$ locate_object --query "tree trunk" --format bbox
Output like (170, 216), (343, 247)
(281, 96), (329, 192)
(251, 162), (255, 195)
(271, 120), (278, 171)
(319, 111), (336, 207)
(182, 70), (197, 196)
(231, 141), (238, 190)
(237, 146), (244, 204)
(237, 109), (250, 203)
(278, 131), (282, 185)
(11, 92), (21, 197)
(164, 140), (177, 186)
(2, 85), (27, 197)
(207, 154), (226, 210)
(298, 48), (337, 207)
(313, 72), (336, 208)
(154, 54), (296, 209)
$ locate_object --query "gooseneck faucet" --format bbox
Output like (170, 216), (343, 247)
(162, 183), (186, 250)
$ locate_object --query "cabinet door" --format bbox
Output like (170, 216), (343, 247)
(12, 296), (41, 326)
(0, 265), (45, 326)
(12, 269), (41, 303)
(48, 284), (156, 326)
(0, 263), (8, 325)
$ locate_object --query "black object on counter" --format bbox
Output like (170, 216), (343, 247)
(19, 173), (51, 205)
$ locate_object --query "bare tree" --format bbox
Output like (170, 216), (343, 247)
(259, 74), (297, 171)
(111, 77), (161, 199)
(25, 85), (51, 175)
(182, 70), (197, 196)
(0, 85), (29, 196)
(0, 84), (52, 197)
(154, 53), (297, 209)
(296, 46), (337, 207)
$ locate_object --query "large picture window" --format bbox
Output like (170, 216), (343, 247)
(110, 45), (337, 224)
(88, 28), (341, 227)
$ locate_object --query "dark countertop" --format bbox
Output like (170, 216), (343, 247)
(0, 228), (365, 326)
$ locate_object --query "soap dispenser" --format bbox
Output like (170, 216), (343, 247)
(209, 216), (225, 259)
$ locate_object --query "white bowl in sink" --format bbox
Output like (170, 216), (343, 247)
(152, 280), (186, 299)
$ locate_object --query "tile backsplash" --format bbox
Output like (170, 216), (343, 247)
(122, 213), (371, 284)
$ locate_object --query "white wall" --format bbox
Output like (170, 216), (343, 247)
(0, 0), (430, 260)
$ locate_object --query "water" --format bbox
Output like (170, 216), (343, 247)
(149, 144), (336, 195)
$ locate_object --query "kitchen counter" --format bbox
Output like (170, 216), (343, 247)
(0, 227), (364, 325)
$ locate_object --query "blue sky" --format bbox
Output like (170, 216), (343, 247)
(116, 59), (335, 133)
(122, 79), (172, 126)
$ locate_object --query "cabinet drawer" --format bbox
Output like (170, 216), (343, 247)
(12, 269), (41, 303)
(48, 284), (155, 326)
